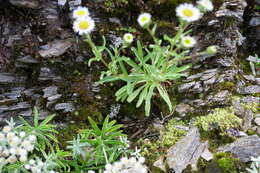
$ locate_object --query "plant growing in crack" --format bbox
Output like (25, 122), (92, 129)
(72, 0), (217, 116)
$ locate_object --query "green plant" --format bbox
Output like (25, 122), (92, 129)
(19, 107), (58, 151)
(215, 152), (239, 173)
(0, 108), (68, 173)
(81, 7), (216, 116)
(246, 156), (260, 173)
(66, 115), (130, 172)
(195, 107), (242, 135)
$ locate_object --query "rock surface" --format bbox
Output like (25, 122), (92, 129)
(39, 39), (72, 58)
(218, 135), (260, 162)
(166, 127), (208, 173)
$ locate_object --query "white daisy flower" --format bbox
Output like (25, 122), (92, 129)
(123, 33), (134, 44)
(24, 164), (31, 170)
(73, 17), (95, 35)
(72, 6), (90, 19)
(181, 36), (196, 48)
(197, 0), (214, 12)
(19, 155), (27, 162)
(0, 132), (5, 140)
(19, 131), (26, 138)
(176, 3), (201, 22)
(28, 135), (36, 142)
(87, 171), (95, 173)
(7, 155), (17, 163)
(3, 126), (11, 133)
(137, 13), (152, 27)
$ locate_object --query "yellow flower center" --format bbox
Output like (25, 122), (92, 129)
(182, 9), (194, 17)
(184, 39), (191, 44)
(79, 21), (90, 30)
(141, 17), (148, 23)
(77, 10), (86, 16)
(126, 36), (132, 40)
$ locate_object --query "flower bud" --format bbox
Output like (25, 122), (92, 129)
(206, 45), (217, 54)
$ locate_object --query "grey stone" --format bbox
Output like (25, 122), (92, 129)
(4, 87), (24, 99)
(207, 90), (230, 104)
(200, 71), (216, 81)
(203, 76), (217, 85)
(241, 96), (260, 104)
(38, 67), (62, 82)
(58, 0), (67, 7)
(193, 82), (203, 93)
(174, 125), (189, 131)
(175, 103), (193, 117)
(178, 81), (196, 92)
(215, 0), (247, 23)
(0, 98), (17, 105)
(68, 0), (81, 10)
(9, 0), (39, 8)
(217, 135), (260, 162)
(47, 94), (62, 101)
(239, 85), (260, 94)
(153, 157), (166, 172)
(166, 127), (208, 173)
(232, 100), (244, 117)
(242, 109), (254, 131)
(243, 75), (256, 82)
(39, 39), (72, 58)
(217, 57), (234, 67)
(201, 148), (213, 161)
(254, 118), (260, 126)
(17, 55), (39, 64)
(0, 73), (17, 84)
(185, 73), (203, 81)
(43, 86), (58, 98)
(55, 103), (75, 113)
(247, 55), (260, 64)
(249, 17), (260, 27)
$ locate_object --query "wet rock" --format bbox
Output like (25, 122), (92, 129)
(203, 76), (217, 85)
(17, 55), (39, 64)
(241, 96), (260, 104)
(0, 73), (17, 84)
(175, 103), (193, 117)
(238, 85), (260, 94)
(206, 90), (231, 104)
(0, 102), (30, 113)
(185, 73), (202, 81)
(217, 135), (260, 162)
(166, 127), (208, 173)
(0, 98), (17, 106)
(232, 99), (244, 117)
(242, 109), (254, 131)
(153, 157), (166, 172)
(193, 82), (203, 93)
(215, 0), (247, 23)
(9, 0), (39, 8)
(68, 0), (81, 10)
(216, 57), (234, 67)
(47, 94), (62, 101)
(201, 148), (213, 161)
(3, 87), (24, 99)
(249, 17), (260, 27)
(55, 103), (75, 113)
(39, 39), (72, 58)
(178, 81), (196, 93)
(254, 118), (260, 126)
(38, 67), (62, 82)
(43, 86), (58, 98)
(58, 0), (67, 7)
